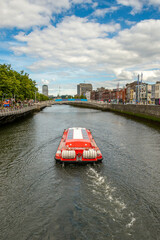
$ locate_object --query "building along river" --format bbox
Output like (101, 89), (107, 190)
(0, 105), (160, 240)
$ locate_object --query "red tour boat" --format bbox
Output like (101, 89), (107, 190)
(55, 127), (103, 163)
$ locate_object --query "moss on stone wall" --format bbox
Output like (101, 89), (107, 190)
(69, 102), (160, 123)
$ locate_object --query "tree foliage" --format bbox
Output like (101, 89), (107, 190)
(74, 95), (86, 99)
(0, 64), (48, 101)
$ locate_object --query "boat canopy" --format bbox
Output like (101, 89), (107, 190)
(66, 128), (91, 147)
(67, 128), (89, 140)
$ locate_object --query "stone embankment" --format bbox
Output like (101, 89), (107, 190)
(0, 102), (52, 126)
(69, 101), (160, 123)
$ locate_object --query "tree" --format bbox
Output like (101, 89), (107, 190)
(0, 64), (44, 101)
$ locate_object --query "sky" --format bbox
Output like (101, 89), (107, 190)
(1, 0), (160, 96)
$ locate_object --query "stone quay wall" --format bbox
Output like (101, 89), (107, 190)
(69, 101), (160, 122)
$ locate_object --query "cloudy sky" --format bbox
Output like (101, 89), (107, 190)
(1, 0), (160, 95)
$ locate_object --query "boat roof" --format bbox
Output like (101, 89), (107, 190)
(67, 127), (89, 140)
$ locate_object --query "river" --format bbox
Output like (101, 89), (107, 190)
(0, 105), (160, 240)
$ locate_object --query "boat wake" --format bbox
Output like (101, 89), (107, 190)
(86, 167), (136, 230)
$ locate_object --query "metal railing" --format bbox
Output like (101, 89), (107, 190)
(0, 106), (36, 117)
(0, 102), (51, 117)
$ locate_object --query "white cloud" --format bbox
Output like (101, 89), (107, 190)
(2, 0), (160, 92)
(117, 0), (160, 13)
(12, 16), (121, 67)
(148, 0), (160, 5)
(148, 0), (160, 10)
(0, 0), (93, 29)
(10, 16), (160, 90)
(114, 70), (134, 81)
(92, 2), (98, 8)
(41, 79), (50, 85)
(144, 70), (160, 82)
(71, 0), (92, 4)
(125, 20), (136, 26)
(117, 0), (143, 14)
(117, 19), (160, 60)
(92, 6), (119, 17)
(0, 0), (65, 28)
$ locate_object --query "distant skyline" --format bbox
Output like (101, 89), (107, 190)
(1, 0), (160, 95)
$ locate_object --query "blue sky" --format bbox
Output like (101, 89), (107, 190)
(1, 0), (160, 95)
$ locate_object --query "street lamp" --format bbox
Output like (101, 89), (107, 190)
(35, 91), (37, 103)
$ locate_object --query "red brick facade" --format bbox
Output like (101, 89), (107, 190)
(91, 88), (126, 103)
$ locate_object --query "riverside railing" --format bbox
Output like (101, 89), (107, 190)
(0, 106), (37, 117)
(0, 102), (49, 117)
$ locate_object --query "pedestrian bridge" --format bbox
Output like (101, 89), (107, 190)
(53, 99), (88, 104)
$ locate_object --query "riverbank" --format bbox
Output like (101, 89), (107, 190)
(0, 102), (51, 126)
(69, 101), (160, 123)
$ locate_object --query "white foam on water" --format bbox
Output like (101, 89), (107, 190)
(126, 212), (136, 228)
(87, 167), (136, 228)
(93, 204), (108, 214)
(87, 168), (126, 209)
(108, 195), (113, 201)
(114, 199), (126, 210)
(126, 216), (136, 228)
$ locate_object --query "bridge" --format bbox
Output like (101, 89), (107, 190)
(53, 99), (87, 104)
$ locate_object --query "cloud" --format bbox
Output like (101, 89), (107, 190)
(41, 79), (50, 85)
(0, 0), (50, 28)
(148, 0), (160, 6)
(148, 0), (160, 10)
(117, 0), (160, 14)
(92, 2), (98, 8)
(143, 69), (160, 82)
(0, 0), (93, 29)
(2, 0), (160, 93)
(117, 19), (160, 60)
(10, 16), (160, 90)
(117, 0), (143, 14)
(125, 20), (137, 26)
(92, 6), (119, 17)
(113, 70), (134, 81)
(11, 15), (121, 69)
(72, 0), (93, 4)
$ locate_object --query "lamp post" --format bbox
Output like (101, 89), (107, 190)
(35, 91), (37, 103)
(137, 74), (140, 104)
(2, 93), (7, 102)
(117, 82), (119, 104)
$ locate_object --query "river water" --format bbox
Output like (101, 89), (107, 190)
(0, 105), (160, 240)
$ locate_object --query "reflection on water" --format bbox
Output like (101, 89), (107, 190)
(0, 105), (160, 240)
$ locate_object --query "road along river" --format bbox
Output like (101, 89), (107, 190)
(0, 105), (160, 240)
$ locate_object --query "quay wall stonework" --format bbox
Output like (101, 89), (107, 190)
(109, 104), (160, 118)
(69, 102), (160, 122)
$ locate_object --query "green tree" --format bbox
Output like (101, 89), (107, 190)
(0, 64), (45, 101)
